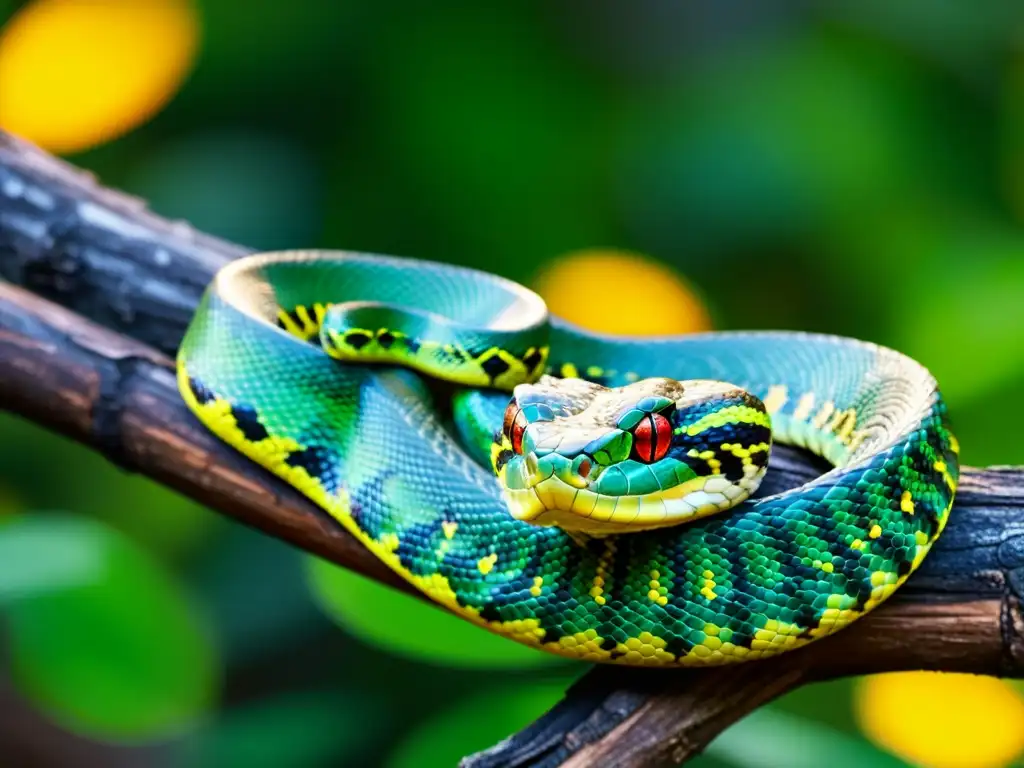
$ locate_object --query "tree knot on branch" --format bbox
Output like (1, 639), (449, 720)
(91, 353), (150, 469)
(997, 530), (1024, 671)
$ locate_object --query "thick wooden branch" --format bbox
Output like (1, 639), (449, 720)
(2, 129), (1024, 767)
(0, 130), (246, 355)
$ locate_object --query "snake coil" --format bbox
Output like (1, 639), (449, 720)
(177, 251), (958, 666)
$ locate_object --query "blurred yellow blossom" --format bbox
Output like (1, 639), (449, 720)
(533, 249), (711, 335)
(856, 672), (1024, 768)
(0, 0), (199, 154)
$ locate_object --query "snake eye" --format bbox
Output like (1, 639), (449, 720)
(503, 402), (529, 454)
(631, 412), (672, 463)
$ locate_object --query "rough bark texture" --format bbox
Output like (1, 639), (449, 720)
(2, 129), (1024, 767)
(0, 130), (248, 355)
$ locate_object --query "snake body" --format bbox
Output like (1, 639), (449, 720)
(177, 251), (959, 666)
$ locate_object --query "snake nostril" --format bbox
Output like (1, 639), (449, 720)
(571, 455), (593, 482)
(525, 453), (540, 476)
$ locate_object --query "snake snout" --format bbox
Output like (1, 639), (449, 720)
(519, 447), (596, 492)
(523, 452), (541, 485)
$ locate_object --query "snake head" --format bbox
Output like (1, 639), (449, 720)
(491, 376), (771, 534)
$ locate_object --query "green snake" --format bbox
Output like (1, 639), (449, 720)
(176, 250), (959, 666)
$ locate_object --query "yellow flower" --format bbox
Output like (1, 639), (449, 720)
(0, 0), (199, 154)
(533, 249), (711, 336)
(856, 672), (1024, 768)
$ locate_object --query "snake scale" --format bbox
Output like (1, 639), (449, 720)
(177, 251), (959, 666)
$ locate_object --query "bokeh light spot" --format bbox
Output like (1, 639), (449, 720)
(855, 672), (1024, 768)
(533, 249), (712, 335)
(0, 0), (199, 154)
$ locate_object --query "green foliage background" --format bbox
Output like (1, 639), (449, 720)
(2, 1), (1024, 766)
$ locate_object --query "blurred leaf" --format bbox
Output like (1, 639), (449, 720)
(123, 131), (322, 250)
(196, 526), (325, 664)
(182, 691), (380, 768)
(892, 250), (1024, 412)
(770, 677), (859, 734)
(386, 681), (571, 768)
(701, 707), (907, 768)
(0, 516), (105, 601)
(942, 374), (1024, 466)
(1002, 46), (1024, 223)
(305, 557), (566, 670)
(191, 0), (359, 96)
(836, 0), (1024, 75)
(6, 514), (219, 741)
(335, 4), (612, 279)
(619, 35), (957, 254)
(0, 482), (21, 517)
(0, 414), (216, 559)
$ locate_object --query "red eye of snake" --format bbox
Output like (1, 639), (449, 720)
(503, 402), (529, 454)
(631, 412), (672, 463)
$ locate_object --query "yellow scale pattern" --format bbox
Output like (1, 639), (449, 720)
(183, 363), (813, 664)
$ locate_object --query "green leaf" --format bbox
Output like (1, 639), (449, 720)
(386, 681), (573, 768)
(5, 515), (219, 741)
(305, 557), (567, 670)
(0, 413), (216, 559)
(704, 707), (907, 768)
(124, 132), (322, 251)
(891, 249), (1024, 411)
(182, 692), (381, 768)
(0, 516), (106, 601)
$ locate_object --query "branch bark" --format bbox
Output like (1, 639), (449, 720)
(2, 129), (1023, 767)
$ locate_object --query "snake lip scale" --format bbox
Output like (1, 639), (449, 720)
(177, 250), (959, 667)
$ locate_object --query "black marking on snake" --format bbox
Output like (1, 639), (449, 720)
(377, 330), (395, 349)
(443, 346), (467, 363)
(344, 331), (372, 350)
(396, 521), (447, 573)
(276, 309), (296, 328)
(494, 447), (514, 472)
(480, 354), (511, 380)
(715, 451), (746, 482)
(188, 376), (216, 405)
(401, 336), (421, 354)
(286, 308), (314, 332)
(522, 348), (544, 373)
(791, 604), (821, 638)
(680, 451), (715, 477)
(477, 602), (503, 623)
(844, 573), (877, 610)
(230, 404), (270, 442)
(284, 445), (340, 494)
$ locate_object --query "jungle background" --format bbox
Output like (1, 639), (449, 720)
(2, 1), (1024, 766)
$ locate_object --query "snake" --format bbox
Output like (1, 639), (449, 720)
(176, 250), (959, 666)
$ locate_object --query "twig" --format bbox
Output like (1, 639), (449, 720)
(2, 129), (1023, 767)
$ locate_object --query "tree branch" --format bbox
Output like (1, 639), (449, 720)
(2, 129), (1023, 767)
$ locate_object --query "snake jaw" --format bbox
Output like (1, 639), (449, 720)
(501, 469), (765, 534)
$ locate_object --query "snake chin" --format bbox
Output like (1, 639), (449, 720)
(501, 464), (765, 534)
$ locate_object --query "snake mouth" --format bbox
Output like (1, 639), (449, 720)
(502, 467), (763, 534)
